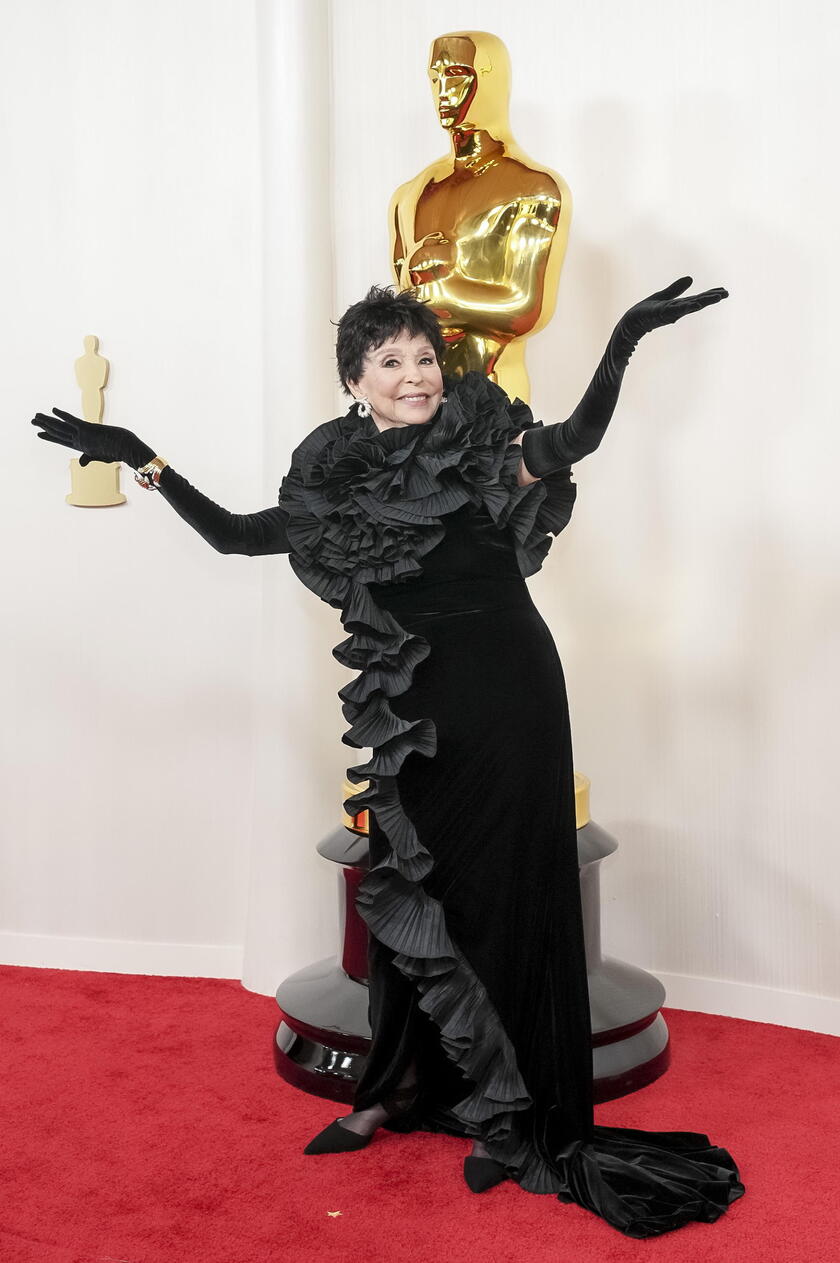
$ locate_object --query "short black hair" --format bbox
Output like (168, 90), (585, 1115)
(335, 285), (446, 393)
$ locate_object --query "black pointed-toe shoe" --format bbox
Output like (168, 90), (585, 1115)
(303, 1085), (419, 1156)
(463, 1155), (509, 1193)
(303, 1117), (373, 1156)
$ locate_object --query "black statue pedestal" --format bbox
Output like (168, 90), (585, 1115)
(274, 775), (670, 1105)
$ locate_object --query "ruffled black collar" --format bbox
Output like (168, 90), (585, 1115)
(277, 370), (576, 592)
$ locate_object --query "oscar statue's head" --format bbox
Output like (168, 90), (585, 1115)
(427, 31), (511, 137)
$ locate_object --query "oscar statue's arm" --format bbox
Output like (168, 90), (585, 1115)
(411, 196), (564, 339)
(389, 186), (409, 287)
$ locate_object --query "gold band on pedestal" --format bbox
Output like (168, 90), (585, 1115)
(341, 772), (590, 833)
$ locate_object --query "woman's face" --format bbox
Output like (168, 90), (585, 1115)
(350, 329), (444, 429)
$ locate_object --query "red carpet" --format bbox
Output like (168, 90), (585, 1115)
(0, 963), (837, 1262)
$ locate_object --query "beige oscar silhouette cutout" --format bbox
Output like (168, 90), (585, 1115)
(66, 334), (126, 507)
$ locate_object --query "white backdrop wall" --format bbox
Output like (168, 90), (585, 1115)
(2, 0), (838, 1033)
(1, 0), (343, 985)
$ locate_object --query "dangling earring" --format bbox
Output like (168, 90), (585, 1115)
(441, 394), (448, 403)
(356, 397), (372, 418)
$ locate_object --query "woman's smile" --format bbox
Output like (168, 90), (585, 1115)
(350, 329), (444, 429)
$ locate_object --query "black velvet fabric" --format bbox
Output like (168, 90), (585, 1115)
(157, 466), (292, 556)
(359, 502), (745, 1235)
(158, 371), (745, 1236)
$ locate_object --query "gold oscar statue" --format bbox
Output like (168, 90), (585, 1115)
(66, 334), (126, 507)
(389, 30), (572, 403)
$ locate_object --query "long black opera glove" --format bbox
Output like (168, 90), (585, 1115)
(520, 277), (729, 479)
(30, 407), (291, 556)
(156, 466), (291, 556)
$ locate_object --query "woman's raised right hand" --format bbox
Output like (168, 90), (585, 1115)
(30, 407), (155, 469)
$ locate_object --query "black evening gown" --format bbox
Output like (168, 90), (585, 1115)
(162, 371), (745, 1238)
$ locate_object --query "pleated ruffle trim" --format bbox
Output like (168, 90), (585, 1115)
(278, 372), (744, 1236)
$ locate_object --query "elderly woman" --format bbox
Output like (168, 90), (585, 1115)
(31, 279), (744, 1239)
